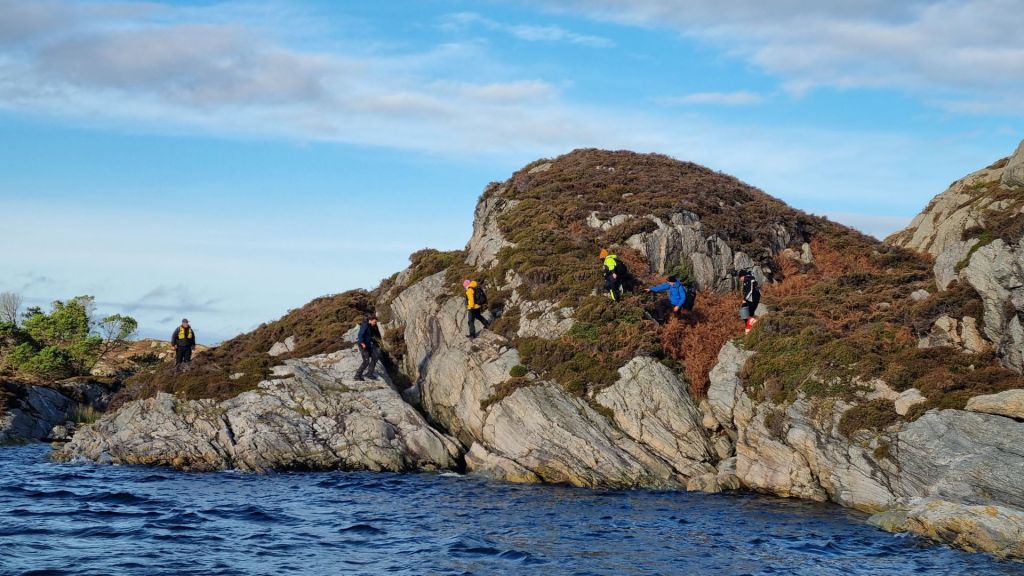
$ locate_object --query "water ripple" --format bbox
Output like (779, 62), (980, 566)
(0, 443), (1021, 575)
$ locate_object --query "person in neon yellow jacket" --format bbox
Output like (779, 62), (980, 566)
(600, 249), (628, 301)
(464, 279), (491, 338)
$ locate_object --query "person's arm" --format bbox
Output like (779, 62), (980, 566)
(357, 323), (369, 349)
(171, 330), (179, 346)
(191, 331), (197, 349)
(650, 282), (670, 293)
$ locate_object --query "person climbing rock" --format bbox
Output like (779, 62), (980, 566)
(601, 249), (628, 301)
(171, 318), (196, 373)
(465, 279), (490, 338)
(354, 314), (382, 381)
(649, 275), (687, 324)
(738, 270), (761, 334)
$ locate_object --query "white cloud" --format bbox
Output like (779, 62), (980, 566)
(660, 91), (763, 106)
(546, 0), (1024, 113)
(441, 12), (614, 47)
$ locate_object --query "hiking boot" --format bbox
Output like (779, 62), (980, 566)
(365, 373), (378, 380)
(354, 375), (364, 381)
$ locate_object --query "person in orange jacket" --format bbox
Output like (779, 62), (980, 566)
(464, 279), (490, 338)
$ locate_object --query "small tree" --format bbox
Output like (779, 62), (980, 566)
(0, 292), (21, 326)
(91, 314), (139, 371)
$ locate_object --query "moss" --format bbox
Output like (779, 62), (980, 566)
(839, 399), (899, 438)
(509, 364), (528, 378)
(955, 232), (994, 273)
(480, 377), (536, 409)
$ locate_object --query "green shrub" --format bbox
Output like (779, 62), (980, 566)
(509, 365), (528, 378)
(838, 399), (899, 438)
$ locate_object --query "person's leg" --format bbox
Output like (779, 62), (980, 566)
(184, 347), (192, 363)
(366, 347), (381, 378)
(468, 310), (477, 338)
(355, 348), (371, 379)
(174, 348), (185, 372)
(654, 299), (670, 324)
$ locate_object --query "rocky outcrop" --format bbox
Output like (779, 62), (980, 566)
(625, 212), (777, 290)
(870, 499), (1024, 559)
(889, 139), (1024, 372)
(966, 389), (1024, 420)
(1, 381), (111, 444)
(55, 348), (462, 472)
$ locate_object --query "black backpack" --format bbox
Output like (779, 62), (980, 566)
(682, 284), (696, 311)
(474, 286), (488, 307)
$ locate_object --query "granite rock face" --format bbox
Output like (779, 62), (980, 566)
(55, 349), (462, 472)
(1, 381), (111, 444)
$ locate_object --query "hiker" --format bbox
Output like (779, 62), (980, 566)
(171, 318), (196, 373)
(354, 314), (382, 381)
(601, 249), (628, 301)
(738, 270), (761, 334)
(649, 275), (688, 324)
(465, 279), (490, 338)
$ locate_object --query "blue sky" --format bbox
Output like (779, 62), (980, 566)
(1, 0), (1021, 343)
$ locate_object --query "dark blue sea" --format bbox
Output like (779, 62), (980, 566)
(1, 444), (1021, 576)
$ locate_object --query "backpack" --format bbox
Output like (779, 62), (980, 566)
(474, 286), (488, 307)
(682, 285), (696, 311)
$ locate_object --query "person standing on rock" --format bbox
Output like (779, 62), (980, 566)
(464, 279), (490, 338)
(171, 318), (196, 373)
(738, 270), (761, 334)
(354, 314), (382, 381)
(601, 249), (628, 301)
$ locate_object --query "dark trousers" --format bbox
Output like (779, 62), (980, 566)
(356, 346), (381, 378)
(175, 346), (193, 365)
(605, 275), (623, 301)
(654, 298), (680, 324)
(468, 308), (490, 337)
(744, 297), (760, 318)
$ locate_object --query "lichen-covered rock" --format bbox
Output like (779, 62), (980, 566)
(870, 498), (1024, 560)
(55, 349), (462, 472)
(966, 389), (1024, 420)
(516, 299), (574, 339)
(894, 389), (927, 416)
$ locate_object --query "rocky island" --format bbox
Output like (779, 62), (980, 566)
(36, 143), (1024, 559)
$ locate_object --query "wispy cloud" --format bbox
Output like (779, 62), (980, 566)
(440, 12), (614, 48)
(546, 0), (1024, 114)
(659, 91), (763, 106)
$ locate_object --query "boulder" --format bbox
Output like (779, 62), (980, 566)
(268, 335), (296, 357)
(516, 299), (575, 339)
(55, 348), (462, 472)
(870, 498), (1024, 559)
(966, 389), (1024, 420)
(894, 389), (927, 416)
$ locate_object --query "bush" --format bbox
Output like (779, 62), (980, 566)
(838, 399), (899, 438)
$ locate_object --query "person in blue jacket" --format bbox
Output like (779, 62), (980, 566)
(649, 275), (687, 324)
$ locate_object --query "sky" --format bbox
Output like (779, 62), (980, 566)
(1, 0), (1021, 343)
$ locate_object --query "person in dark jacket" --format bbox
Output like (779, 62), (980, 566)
(354, 315), (382, 381)
(171, 318), (196, 373)
(739, 270), (761, 333)
(649, 276), (687, 324)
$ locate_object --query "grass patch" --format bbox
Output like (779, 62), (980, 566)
(839, 399), (899, 438)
